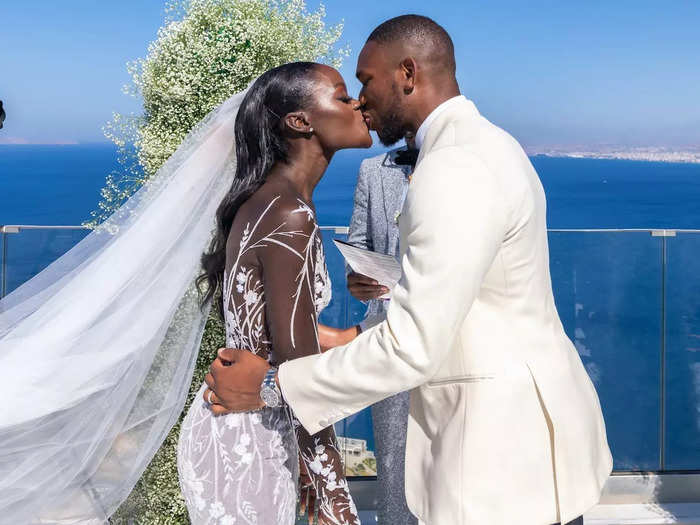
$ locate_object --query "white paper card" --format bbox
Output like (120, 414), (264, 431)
(333, 239), (402, 299)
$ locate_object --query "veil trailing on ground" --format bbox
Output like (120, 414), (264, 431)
(0, 86), (249, 523)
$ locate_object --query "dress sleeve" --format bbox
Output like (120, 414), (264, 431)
(258, 201), (360, 525)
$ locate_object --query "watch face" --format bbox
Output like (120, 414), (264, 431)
(261, 387), (280, 408)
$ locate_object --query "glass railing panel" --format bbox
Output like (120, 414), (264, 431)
(3, 226), (688, 475)
(665, 231), (700, 469)
(347, 292), (371, 328)
(1, 227), (89, 297)
(318, 228), (350, 332)
(548, 230), (663, 471)
(319, 229), (376, 477)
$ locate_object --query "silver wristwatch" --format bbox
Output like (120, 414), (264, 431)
(260, 367), (283, 408)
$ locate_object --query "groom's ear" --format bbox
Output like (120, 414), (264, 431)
(283, 111), (312, 134)
(400, 57), (417, 95)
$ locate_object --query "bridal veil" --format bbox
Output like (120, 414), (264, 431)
(0, 87), (248, 523)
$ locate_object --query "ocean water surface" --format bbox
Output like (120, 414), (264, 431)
(2, 143), (700, 228)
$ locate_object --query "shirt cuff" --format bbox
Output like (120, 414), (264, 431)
(360, 312), (386, 332)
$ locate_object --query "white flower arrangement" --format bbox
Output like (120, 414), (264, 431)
(107, 2), (347, 521)
(86, 0), (348, 228)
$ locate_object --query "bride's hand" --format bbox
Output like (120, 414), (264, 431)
(317, 324), (360, 352)
(298, 455), (318, 524)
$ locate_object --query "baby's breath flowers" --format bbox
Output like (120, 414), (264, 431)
(105, 2), (347, 522)
(87, 0), (347, 228)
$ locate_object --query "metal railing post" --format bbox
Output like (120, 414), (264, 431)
(1, 230), (6, 298)
(652, 229), (676, 470)
(661, 234), (667, 470)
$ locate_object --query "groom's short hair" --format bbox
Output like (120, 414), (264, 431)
(367, 15), (456, 74)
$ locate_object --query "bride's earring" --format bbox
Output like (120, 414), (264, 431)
(309, 127), (314, 133)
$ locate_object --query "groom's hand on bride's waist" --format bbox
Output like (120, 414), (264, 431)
(203, 348), (270, 415)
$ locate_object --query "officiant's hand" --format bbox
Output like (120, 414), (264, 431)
(347, 272), (389, 301)
(203, 348), (269, 415)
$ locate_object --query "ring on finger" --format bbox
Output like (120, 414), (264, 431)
(206, 390), (214, 404)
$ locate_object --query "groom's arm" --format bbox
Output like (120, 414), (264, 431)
(278, 146), (509, 434)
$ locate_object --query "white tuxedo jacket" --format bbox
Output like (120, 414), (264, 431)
(279, 97), (613, 525)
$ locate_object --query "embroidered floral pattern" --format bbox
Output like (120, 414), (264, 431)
(178, 196), (357, 525)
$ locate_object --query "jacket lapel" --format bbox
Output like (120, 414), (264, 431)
(401, 98), (480, 256)
(415, 98), (480, 168)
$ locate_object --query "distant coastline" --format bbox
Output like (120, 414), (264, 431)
(3, 141), (700, 164)
(526, 147), (700, 164)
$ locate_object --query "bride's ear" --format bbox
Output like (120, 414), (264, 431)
(283, 111), (313, 135)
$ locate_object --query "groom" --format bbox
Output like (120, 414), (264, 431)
(204, 15), (612, 525)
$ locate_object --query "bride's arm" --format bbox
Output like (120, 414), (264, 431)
(259, 203), (360, 525)
(317, 324), (360, 352)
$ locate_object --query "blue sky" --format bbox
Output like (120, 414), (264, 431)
(2, 0), (699, 147)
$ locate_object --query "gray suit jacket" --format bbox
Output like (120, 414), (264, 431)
(347, 147), (412, 329)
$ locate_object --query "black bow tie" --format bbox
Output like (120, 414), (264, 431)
(394, 147), (419, 168)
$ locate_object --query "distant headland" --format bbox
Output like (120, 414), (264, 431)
(526, 146), (700, 164)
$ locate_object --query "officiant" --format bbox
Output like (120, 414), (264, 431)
(345, 131), (419, 525)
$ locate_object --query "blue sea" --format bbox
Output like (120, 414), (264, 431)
(1, 143), (700, 227)
(1, 144), (700, 473)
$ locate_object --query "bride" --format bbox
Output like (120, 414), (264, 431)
(0, 62), (369, 524)
(177, 62), (371, 524)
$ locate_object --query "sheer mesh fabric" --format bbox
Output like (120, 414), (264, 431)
(178, 190), (359, 525)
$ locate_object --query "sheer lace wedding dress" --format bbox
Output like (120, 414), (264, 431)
(177, 193), (360, 525)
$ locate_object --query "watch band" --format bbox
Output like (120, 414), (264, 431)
(263, 367), (277, 389)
